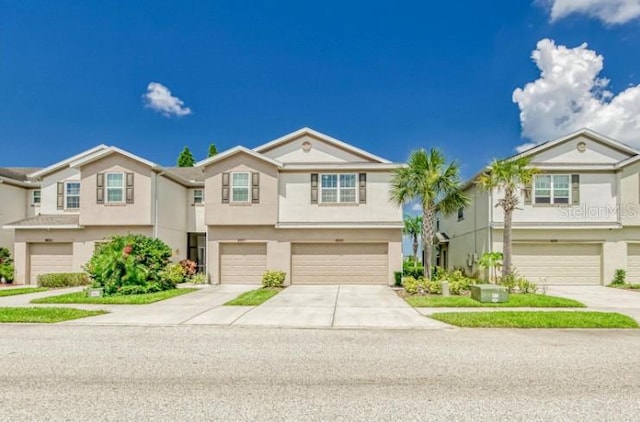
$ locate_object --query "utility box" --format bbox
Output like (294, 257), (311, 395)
(471, 284), (508, 303)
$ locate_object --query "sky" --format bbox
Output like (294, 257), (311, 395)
(2, 0), (640, 181)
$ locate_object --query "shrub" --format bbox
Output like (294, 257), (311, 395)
(394, 271), (403, 287)
(0, 247), (14, 282)
(433, 267), (477, 295)
(403, 260), (425, 279)
(38, 273), (89, 288)
(85, 234), (173, 296)
(517, 277), (538, 294)
(611, 269), (626, 286)
(427, 279), (442, 295)
(262, 270), (286, 288)
(191, 273), (208, 284)
(499, 273), (517, 293)
(403, 276), (429, 295)
(180, 259), (197, 279)
(160, 263), (186, 286)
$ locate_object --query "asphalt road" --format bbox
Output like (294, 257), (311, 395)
(1, 326), (639, 421)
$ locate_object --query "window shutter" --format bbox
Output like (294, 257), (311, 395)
(523, 183), (532, 205)
(571, 174), (580, 205)
(96, 173), (104, 204)
(251, 172), (260, 204)
(310, 173), (318, 204)
(358, 173), (367, 204)
(126, 172), (134, 204)
(57, 182), (64, 210)
(221, 172), (230, 203)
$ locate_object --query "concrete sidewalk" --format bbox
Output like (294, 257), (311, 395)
(546, 285), (640, 322)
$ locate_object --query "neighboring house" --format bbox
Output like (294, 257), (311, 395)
(437, 129), (640, 286)
(0, 168), (40, 252)
(2, 128), (403, 285)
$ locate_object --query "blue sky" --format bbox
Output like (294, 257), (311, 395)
(2, 0), (640, 180)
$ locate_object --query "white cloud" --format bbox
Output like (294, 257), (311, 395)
(144, 82), (192, 117)
(543, 0), (640, 24)
(512, 39), (640, 150)
(411, 203), (422, 212)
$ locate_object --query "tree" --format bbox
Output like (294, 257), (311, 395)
(476, 156), (537, 278)
(208, 144), (218, 158)
(177, 146), (195, 167)
(390, 148), (469, 279)
(403, 215), (422, 269)
(476, 251), (503, 283)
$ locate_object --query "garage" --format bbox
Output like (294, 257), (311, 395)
(29, 243), (73, 285)
(626, 243), (640, 283)
(219, 243), (267, 284)
(511, 243), (601, 285)
(291, 243), (388, 284)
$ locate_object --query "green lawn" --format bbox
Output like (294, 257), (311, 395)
(0, 287), (48, 297)
(430, 311), (638, 328)
(225, 288), (281, 306)
(0, 307), (107, 323)
(406, 294), (585, 308)
(609, 284), (640, 290)
(31, 288), (198, 305)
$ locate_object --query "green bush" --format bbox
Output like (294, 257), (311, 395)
(499, 273), (517, 293)
(191, 273), (208, 284)
(85, 234), (173, 296)
(433, 267), (477, 295)
(160, 263), (186, 285)
(611, 269), (626, 286)
(403, 260), (425, 278)
(427, 279), (442, 294)
(517, 277), (538, 294)
(394, 271), (403, 287)
(0, 247), (14, 282)
(38, 273), (89, 288)
(262, 270), (286, 288)
(403, 276), (428, 295)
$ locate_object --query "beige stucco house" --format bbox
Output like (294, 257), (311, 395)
(2, 128), (403, 285)
(438, 129), (640, 286)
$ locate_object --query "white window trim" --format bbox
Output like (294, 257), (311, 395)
(64, 181), (80, 210)
(319, 173), (358, 204)
(105, 172), (125, 204)
(231, 172), (250, 203)
(32, 190), (41, 205)
(533, 174), (571, 205)
(193, 189), (204, 204)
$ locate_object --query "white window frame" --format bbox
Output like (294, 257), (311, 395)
(533, 174), (571, 205)
(193, 189), (204, 204)
(105, 172), (125, 204)
(32, 190), (41, 205)
(231, 172), (250, 203)
(65, 182), (80, 210)
(319, 173), (358, 204)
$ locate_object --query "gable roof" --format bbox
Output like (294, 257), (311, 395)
(69, 146), (160, 169)
(3, 214), (81, 230)
(196, 146), (283, 168)
(29, 145), (109, 179)
(253, 127), (391, 164)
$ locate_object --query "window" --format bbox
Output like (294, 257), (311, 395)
(32, 190), (41, 205)
(534, 174), (570, 204)
(320, 173), (357, 203)
(106, 173), (125, 203)
(193, 189), (204, 204)
(231, 172), (250, 202)
(457, 207), (464, 221)
(65, 182), (80, 209)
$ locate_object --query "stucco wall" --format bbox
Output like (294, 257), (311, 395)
(0, 183), (28, 252)
(260, 134), (376, 163)
(186, 189), (206, 233)
(39, 167), (81, 215)
(156, 176), (188, 262)
(532, 135), (631, 164)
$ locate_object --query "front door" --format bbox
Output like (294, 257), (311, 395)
(187, 233), (207, 273)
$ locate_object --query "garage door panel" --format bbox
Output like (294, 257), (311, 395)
(29, 243), (73, 285)
(512, 243), (601, 285)
(292, 243), (388, 285)
(626, 244), (640, 283)
(220, 243), (266, 284)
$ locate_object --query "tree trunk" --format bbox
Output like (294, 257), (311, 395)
(503, 205), (513, 278)
(412, 235), (418, 269)
(422, 205), (434, 280)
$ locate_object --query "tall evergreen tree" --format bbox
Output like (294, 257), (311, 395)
(208, 144), (218, 158)
(177, 146), (195, 167)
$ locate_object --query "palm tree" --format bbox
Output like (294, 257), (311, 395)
(390, 148), (469, 279)
(476, 156), (537, 278)
(403, 215), (422, 268)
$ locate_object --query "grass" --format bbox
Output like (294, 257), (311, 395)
(225, 288), (281, 306)
(0, 307), (107, 323)
(609, 284), (640, 291)
(405, 293), (585, 308)
(430, 311), (639, 328)
(31, 288), (198, 305)
(0, 287), (48, 297)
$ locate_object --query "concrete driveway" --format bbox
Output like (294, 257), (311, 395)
(546, 285), (640, 321)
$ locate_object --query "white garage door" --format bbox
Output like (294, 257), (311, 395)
(30, 243), (73, 285)
(626, 244), (640, 283)
(512, 243), (601, 285)
(291, 243), (388, 285)
(219, 243), (267, 284)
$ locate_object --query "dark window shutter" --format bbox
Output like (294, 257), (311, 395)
(358, 173), (367, 204)
(221, 172), (230, 203)
(523, 183), (532, 205)
(126, 172), (134, 204)
(571, 174), (580, 205)
(57, 182), (64, 210)
(96, 173), (104, 204)
(251, 172), (260, 204)
(310, 173), (318, 204)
